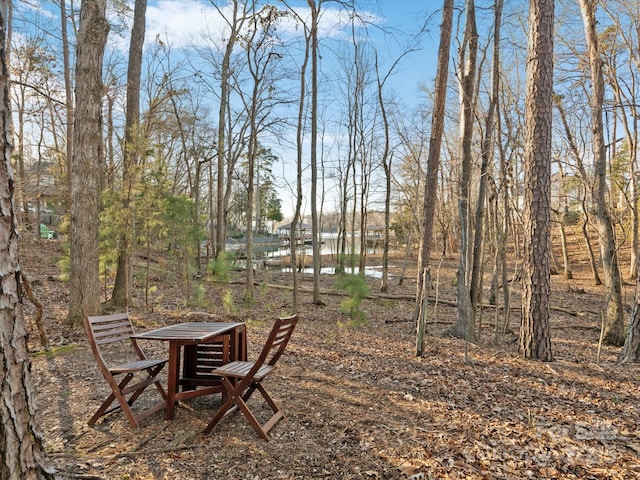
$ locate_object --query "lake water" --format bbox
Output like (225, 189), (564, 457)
(230, 233), (391, 278)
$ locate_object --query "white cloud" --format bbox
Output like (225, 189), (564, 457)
(18, 1), (57, 20)
(146, 0), (229, 49)
(143, 0), (382, 50)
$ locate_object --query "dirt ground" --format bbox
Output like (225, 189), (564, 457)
(20, 235), (640, 480)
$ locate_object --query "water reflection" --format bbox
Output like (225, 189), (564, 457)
(280, 266), (387, 279)
(228, 233), (390, 279)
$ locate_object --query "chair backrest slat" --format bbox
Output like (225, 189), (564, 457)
(85, 313), (143, 369)
(94, 333), (134, 345)
(91, 321), (131, 333)
(261, 315), (298, 367)
(88, 314), (136, 346)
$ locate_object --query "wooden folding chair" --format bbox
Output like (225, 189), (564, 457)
(84, 313), (168, 427)
(203, 315), (298, 440)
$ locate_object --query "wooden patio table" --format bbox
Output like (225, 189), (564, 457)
(134, 321), (246, 420)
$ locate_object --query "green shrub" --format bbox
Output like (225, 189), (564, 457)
(208, 251), (233, 282)
(333, 272), (370, 326)
(223, 289), (237, 314)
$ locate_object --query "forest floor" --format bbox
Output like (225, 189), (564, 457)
(20, 234), (640, 480)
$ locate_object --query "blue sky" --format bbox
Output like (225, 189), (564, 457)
(139, 1), (440, 218)
(14, 0), (441, 220)
(140, 0), (441, 219)
(142, 0), (439, 105)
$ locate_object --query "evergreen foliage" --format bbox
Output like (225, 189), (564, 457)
(333, 271), (370, 326)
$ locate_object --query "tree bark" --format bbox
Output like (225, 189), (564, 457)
(579, 0), (625, 346)
(448, 0), (478, 342)
(68, 0), (109, 325)
(415, 0), (453, 356)
(0, 2), (56, 475)
(309, 0), (322, 305)
(619, 253), (640, 362)
(519, 0), (554, 361)
(111, 0), (147, 309)
(60, 0), (74, 211)
(470, 0), (503, 310)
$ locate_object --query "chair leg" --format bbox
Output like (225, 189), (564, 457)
(147, 365), (168, 400)
(203, 384), (238, 434)
(89, 367), (167, 428)
(88, 373), (141, 427)
(256, 382), (280, 417)
(114, 374), (143, 427)
(88, 391), (118, 426)
(204, 378), (284, 440)
(234, 393), (270, 441)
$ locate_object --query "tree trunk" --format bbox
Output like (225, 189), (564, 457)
(519, 0), (554, 361)
(619, 253), (640, 362)
(68, 0), (109, 326)
(553, 96), (601, 285)
(215, 1), (242, 259)
(580, 199), (602, 284)
(0, 3), (56, 475)
(579, 0), (625, 346)
(600, 0), (640, 282)
(449, 0), (478, 342)
(552, 163), (572, 279)
(309, 0), (321, 305)
(377, 51), (393, 292)
(111, 0), (147, 309)
(242, 7), (279, 304)
(492, 100), (512, 334)
(470, 0), (503, 310)
(244, 115), (257, 304)
(285, 1), (312, 313)
(558, 219), (572, 279)
(60, 0), (74, 211)
(415, 0), (453, 356)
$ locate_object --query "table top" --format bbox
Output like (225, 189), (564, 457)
(133, 322), (244, 342)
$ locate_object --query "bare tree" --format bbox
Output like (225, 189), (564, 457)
(415, 0), (454, 356)
(519, 0), (554, 361)
(489, 80), (516, 335)
(553, 95), (602, 285)
(376, 55), (392, 294)
(470, 0), (503, 310)
(600, 2), (639, 280)
(281, 0), (313, 312)
(110, 0), (147, 309)
(308, 0), (322, 304)
(68, 0), (109, 325)
(213, 0), (248, 259)
(579, 0), (625, 346)
(446, 0), (478, 344)
(241, 4), (283, 303)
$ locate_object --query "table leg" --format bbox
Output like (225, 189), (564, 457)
(166, 342), (181, 420)
(232, 325), (247, 361)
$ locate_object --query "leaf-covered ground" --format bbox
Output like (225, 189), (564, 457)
(22, 236), (640, 479)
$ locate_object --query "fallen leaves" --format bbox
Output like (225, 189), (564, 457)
(22, 238), (640, 479)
